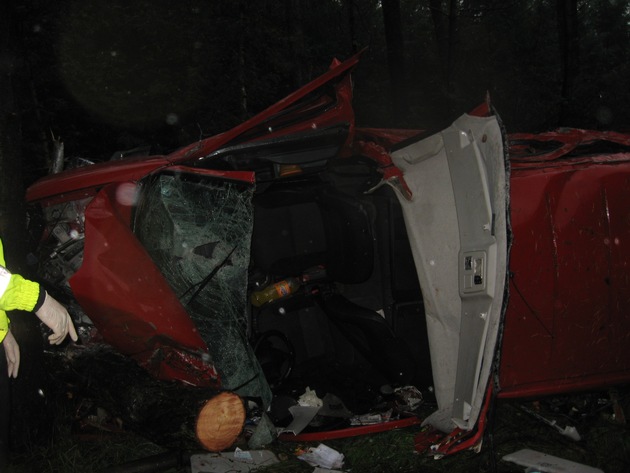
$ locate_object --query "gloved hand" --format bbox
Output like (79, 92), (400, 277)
(35, 292), (78, 345)
(3, 330), (19, 378)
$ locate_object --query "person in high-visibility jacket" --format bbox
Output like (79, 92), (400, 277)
(0, 238), (78, 377)
(0, 238), (78, 466)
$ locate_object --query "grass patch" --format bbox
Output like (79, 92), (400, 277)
(6, 384), (630, 473)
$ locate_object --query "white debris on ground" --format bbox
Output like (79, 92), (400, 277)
(297, 443), (345, 470)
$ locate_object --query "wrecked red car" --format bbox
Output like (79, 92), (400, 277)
(25, 52), (630, 454)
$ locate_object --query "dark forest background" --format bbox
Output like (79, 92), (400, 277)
(1, 0), (630, 252)
(0, 2), (629, 465)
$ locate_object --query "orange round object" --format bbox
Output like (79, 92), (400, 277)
(195, 391), (246, 451)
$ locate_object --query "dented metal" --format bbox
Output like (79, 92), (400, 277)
(24, 53), (630, 454)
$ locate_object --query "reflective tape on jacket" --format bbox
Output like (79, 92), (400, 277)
(0, 265), (11, 300)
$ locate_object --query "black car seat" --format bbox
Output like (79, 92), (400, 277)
(251, 183), (416, 387)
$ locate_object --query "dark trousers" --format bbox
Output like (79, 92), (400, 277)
(0, 343), (10, 468)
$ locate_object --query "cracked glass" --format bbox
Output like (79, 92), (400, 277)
(134, 171), (270, 403)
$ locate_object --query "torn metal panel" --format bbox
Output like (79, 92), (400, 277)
(23, 50), (630, 457)
(390, 113), (509, 432)
(70, 182), (219, 387)
(27, 156), (172, 203)
(509, 128), (630, 165)
(167, 53), (360, 164)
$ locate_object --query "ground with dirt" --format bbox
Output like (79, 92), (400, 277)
(6, 386), (629, 473)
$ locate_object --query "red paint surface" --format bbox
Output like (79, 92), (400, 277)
(27, 156), (171, 203)
(278, 416), (423, 443)
(166, 166), (255, 183)
(413, 383), (493, 456)
(27, 53), (360, 389)
(166, 52), (360, 162)
(499, 152), (630, 397)
(70, 183), (220, 387)
(26, 55), (630, 404)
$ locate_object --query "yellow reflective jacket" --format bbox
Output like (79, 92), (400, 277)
(0, 238), (43, 343)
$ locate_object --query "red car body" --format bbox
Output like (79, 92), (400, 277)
(25, 52), (630, 451)
(502, 130), (630, 398)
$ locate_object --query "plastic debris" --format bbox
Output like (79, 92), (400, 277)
(394, 385), (424, 411)
(519, 404), (581, 441)
(297, 443), (345, 470)
(273, 386), (324, 436)
(350, 409), (392, 426)
(502, 449), (604, 473)
(277, 405), (320, 435)
(246, 412), (276, 449)
(299, 386), (324, 407)
(319, 393), (353, 418)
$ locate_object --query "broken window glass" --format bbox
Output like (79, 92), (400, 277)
(134, 172), (270, 403)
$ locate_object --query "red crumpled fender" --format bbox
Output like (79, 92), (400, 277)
(413, 383), (493, 458)
(70, 182), (220, 387)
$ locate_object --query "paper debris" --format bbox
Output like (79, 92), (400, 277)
(298, 443), (345, 470)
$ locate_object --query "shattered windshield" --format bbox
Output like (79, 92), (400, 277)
(134, 171), (270, 403)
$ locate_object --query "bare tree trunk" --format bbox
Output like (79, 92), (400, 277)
(429, 0), (458, 115)
(556, 0), (579, 125)
(381, 0), (407, 120)
(28, 80), (52, 175)
(0, 3), (51, 463)
(0, 0), (26, 266)
(285, 0), (307, 88)
(50, 133), (65, 174)
(345, 0), (358, 54)
(238, 4), (248, 121)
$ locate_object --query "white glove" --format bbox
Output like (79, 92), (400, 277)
(3, 330), (20, 378)
(35, 292), (78, 345)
